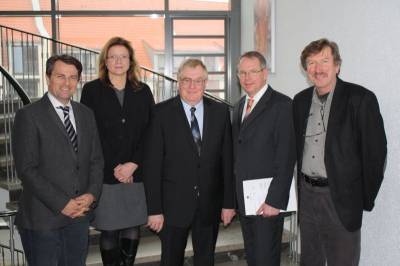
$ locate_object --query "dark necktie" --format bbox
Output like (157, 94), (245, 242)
(58, 106), (78, 152)
(190, 107), (202, 155)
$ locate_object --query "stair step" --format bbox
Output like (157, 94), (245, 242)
(86, 221), (293, 266)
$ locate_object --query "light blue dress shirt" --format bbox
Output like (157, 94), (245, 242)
(181, 99), (204, 138)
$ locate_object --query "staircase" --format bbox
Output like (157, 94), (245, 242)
(0, 24), (239, 265)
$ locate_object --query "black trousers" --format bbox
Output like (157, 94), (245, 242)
(299, 179), (361, 266)
(239, 213), (284, 266)
(159, 211), (219, 266)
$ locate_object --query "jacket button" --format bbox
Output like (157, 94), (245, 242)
(121, 118), (126, 123)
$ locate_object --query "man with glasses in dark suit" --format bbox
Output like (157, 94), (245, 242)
(143, 58), (235, 266)
(293, 38), (387, 266)
(232, 51), (296, 266)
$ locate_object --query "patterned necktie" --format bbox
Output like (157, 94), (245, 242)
(58, 106), (78, 153)
(190, 107), (202, 155)
(244, 97), (254, 119)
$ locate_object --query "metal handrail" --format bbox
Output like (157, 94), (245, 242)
(0, 24), (231, 106)
(0, 24), (98, 54)
(0, 66), (31, 106)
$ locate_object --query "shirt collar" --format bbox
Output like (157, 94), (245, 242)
(245, 83), (269, 103)
(47, 91), (72, 109)
(180, 98), (204, 111)
(312, 86), (335, 105)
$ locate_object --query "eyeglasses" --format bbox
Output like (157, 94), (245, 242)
(304, 105), (326, 138)
(237, 68), (264, 78)
(180, 78), (206, 87)
(106, 55), (130, 62)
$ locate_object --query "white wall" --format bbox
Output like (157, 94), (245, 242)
(242, 1), (400, 265)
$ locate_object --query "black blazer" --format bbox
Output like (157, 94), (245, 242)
(232, 86), (296, 215)
(81, 79), (154, 184)
(293, 78), (387, 232)
(143, 96), (234, 228)
(12, 94), (104, 230)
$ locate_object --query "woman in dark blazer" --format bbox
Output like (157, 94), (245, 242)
(81, 37), (154, 266)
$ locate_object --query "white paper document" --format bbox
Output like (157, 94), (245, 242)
(243, 177), (297, 216)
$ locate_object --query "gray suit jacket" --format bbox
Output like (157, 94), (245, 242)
(12, 93), (104, 230)
(232, 86), (296, 215)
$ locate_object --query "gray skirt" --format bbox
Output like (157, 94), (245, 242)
(91, 182), (147, 231)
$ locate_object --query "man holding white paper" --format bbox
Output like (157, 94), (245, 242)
(232, 51), (296, 266)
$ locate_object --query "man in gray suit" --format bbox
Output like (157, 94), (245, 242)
(12, 54), (104, 266)
(232, 51), (296, 266)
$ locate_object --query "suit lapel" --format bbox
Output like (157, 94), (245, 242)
(103, 83), (123, 110)
(297, 88), (313, 168)
(43, 94), (78, 159)
(325, 78), (346, 145)
(172, 96), (200, 156)
(300, 88), (313, 137)
(233, 96), (245, 133)
(43, 94), (69, 139)
(71, 101), (81, 158)
(240, 86), (273, 133)
(200, 98), (211, 157)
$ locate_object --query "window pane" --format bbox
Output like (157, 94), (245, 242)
(173, 38), (224, 54)
(0, 16), (52, 35)
(173, 56), (224, 72)
(57, 0), (164, 10)
(12, 46), (40, 75)
(169, 0), (230, 11)
(58, 16), (165, 70)
(206, 73), (224, 91)
(0, 0), (51, 11)
(173, 20), (224, 36)
(206, 91), (225, 100)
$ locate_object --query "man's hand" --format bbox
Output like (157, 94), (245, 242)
(256, 203), (280, 217)
(147, 214), (164, 233)
(75, 193), (95, 209)
(114, 162), (138, 183)
(61, 199), (86, 218)
(221, 208), (236, 226)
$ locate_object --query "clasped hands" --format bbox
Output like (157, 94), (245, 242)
(114, 162), (138, 183)
(61, 193), (95, 219)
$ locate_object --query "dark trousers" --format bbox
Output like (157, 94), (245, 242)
(160, 211), (219, 266)
(239, 214), (284, 266)
(19, 220), (89, 266)
(299, 179), (361, 266)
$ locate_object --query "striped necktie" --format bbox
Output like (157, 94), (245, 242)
(190, 107), (202, 155)
(244, 97), (254, 120)
(58, 106), (78, 153)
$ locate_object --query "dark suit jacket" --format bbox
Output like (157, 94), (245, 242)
(80, 79), (154, 184)
(293, 78), (387, 232)
(143, 96), (234, 228)
(232, 86), (296, 215)
(12, 93), (104, 230)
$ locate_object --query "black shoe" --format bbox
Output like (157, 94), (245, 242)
(120, 238), (139, 266)
(100, 247), (121, 266)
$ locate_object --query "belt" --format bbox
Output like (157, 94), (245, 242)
(303, 174), (329, 187)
